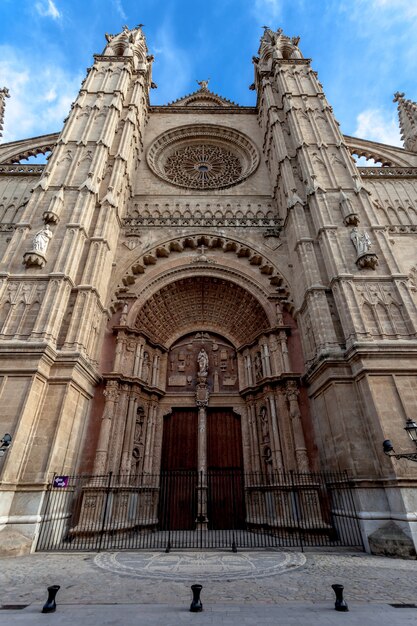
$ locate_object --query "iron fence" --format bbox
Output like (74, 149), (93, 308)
(36, 469), (364, 552)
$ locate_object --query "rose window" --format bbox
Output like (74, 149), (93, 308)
(163, 144), (242, 189)
(146, 124), (259, 190)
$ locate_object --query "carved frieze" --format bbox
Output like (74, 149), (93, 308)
(355, 282), (410, 337)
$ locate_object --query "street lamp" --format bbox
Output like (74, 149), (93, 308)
(383, 419), (417, 462)
(0, 433), (12, 457)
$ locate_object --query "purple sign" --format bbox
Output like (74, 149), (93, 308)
(53, 476), (69, 488)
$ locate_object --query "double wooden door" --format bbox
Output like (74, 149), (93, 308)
(159, 408), (245, 530)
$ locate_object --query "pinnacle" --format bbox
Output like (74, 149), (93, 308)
(394, 91), (417, 152)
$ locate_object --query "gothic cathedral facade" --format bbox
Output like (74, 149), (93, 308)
(1, 26), (417, 555)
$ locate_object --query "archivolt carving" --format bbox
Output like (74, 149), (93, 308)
(134, 276), (270, 346)
(116, 234), (290, 304)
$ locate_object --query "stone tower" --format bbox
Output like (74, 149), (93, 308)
(1, 26), (417, 556)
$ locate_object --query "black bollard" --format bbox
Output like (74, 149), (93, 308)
(331, 584), (349, 612)
(42, 585), (60, 613)
(190, 584), (203, 612)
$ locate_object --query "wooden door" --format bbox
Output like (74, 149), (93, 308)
(207, 408), (245, 530)
(159, 409), (198, 530)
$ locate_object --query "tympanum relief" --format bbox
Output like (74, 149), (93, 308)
(167, 332), (238, 393)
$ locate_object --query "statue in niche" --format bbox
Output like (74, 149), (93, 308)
(350, 227), (372, 257)
(134, 417), (144, 443)
(254, 352), (263, 381)
(32, 225), (53, 254)
(275, 303), (284, 325)
(141, 352), (150, 383)
(197, 347), (209, 376)
(119, 303), (128, 325)
(260, 406), (269, 443)
(263, 445), (272, 465)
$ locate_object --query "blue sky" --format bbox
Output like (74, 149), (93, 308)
(1, 0), (416, 148)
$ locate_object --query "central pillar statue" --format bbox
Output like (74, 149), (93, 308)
(195, 347), (209, 529)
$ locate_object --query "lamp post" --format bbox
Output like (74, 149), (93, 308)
(0, 433), (12, 457)
(383, 419), (417, 462)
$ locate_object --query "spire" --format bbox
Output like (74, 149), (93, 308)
(394, 91), (417, 153)
(0, 87), (10, 142)
(258, 27), (303, 61)
(102, 24), (150, 69)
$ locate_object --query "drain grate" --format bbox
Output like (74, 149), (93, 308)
(389, 604), (417, 609)
(1, 605), (28, 610)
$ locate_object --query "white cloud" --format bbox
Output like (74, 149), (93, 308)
(354, 108), (402, 147)
(113, 0), (127, 21)
(35, 0), (61, 20)
(252, 0), (283, 24)
(0, 46), (82, 143)
(367, 0), (417, 19)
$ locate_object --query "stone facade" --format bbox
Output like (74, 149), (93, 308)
(1, 26), (417, 555)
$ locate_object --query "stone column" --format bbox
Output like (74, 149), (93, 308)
(247, 398), (262, 473)
(120, 393), (137, 473)
(268, 394), (284, 471)
(286, 381), (309, 471)
(195, 347), (209, 529)
(93, 381), (120, 474)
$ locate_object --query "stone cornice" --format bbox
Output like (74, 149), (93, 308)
(112, 324), (168, 351)
(240, 372), (302, 397)
(150, 105), (257, 114)
(102, 372), (165, 397)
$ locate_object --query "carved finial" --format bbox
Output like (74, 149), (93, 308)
(196, 79), (210, 91)
(393, 91), (405, 102)
(0, 87), (10, 141)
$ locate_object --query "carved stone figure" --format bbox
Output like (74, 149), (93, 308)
(32, 225), (53, 254)
(197, 348), (209, 376)
(254, 352), (262, 381)
(275, 303), (284, 325)
(141, 352), (150, 382)
(350, 227), (372, 257)
(196, 79), (210, 91)
(119, 303), (128, 325)
(260, 406), (269, 442)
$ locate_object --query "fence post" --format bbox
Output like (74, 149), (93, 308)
(290, 470), (304, 553)
(97, 472), (113, 552)
(36, 473), (56, 551)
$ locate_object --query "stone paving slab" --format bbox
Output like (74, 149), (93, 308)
(1, 550), (417, 610)
(1, 603), (417, 626)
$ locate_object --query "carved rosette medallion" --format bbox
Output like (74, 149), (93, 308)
(147, 124), (259, 190)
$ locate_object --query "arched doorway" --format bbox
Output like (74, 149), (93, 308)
(159, 331), (245, 530)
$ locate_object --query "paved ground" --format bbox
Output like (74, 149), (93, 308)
(1, 549), (417, 624)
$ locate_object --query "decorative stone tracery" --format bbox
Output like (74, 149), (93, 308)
(146, 124), (259, 190)
(164, 144), (242, 189)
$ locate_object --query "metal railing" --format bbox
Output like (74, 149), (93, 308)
(36, 469), (363, 552)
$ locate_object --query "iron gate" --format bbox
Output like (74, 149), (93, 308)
(36, 470), (364, 551)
